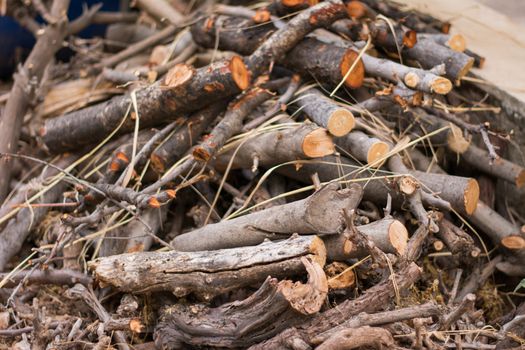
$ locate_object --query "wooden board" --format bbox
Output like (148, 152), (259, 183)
(400, 0), (525, 120)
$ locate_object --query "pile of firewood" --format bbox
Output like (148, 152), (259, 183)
(0, 0), (524, 348)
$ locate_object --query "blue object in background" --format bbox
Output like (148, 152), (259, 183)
(0, 0), (121, 79)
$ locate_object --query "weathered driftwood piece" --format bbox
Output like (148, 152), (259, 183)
(42, 55), (250, 152)
(335, 130), (390, 164)
(323, 216), (408, 261)
(461, 144), (525, 188)
(315, 326), (396, 350)
(154, 257), (327, 348)
(89, 235), (326, 300)
(0, 0), (70, 203)
(150, 102), (226, 173)
(170, 183), (362, 251)
(405, 38), (474, 82)
(295, 88), (355, 136)
(249, 262), (422, 348)
(215, 123), (335, 171)
(312, 302), (442, 345)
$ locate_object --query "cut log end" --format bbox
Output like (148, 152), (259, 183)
(327, 268), (355, 290)
(164, 64), (195, 88)
(430, 77), (453, 95)
(327, 109), (355, 137)
(309, 235), (328, 267)
(346, 1), (367, 19)
(464, 179), (480, 215)
(403, 72), (420, 89)
(457, 57), (475, 82)
(389, 220), (409, 255)
(447, 34), (466, 52)
(282, 0), (308, 7)
(515, 170), (525, 188)
(447, 123), (471, 153)
(366, 141), (389, 164)
(403, 30), (418, 48)
(230, 55), (250, 90)
(302, 128), (335, 158)
(150, 153), (166, 174)
(501, 235), (525, 250)
(340, 50), (365, 89)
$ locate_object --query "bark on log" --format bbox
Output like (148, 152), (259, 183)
(248, 262), (422, 348)
(324, 216), (408, 261)
(461, 144), (525, 188)
(149, 102), (226, 173)
(89, 235), (326, 300)
(405, 38), (474, 82)
(154, 257), (327, 348)
(470, 201), (525, 251)
(335, 130), (390, 164)
(170, 183), (362, 251)
(215, 123), (335, 171)
(276, 155), (478, 214)
(42, 55), (250, 152)
(284, 37), (365, 89)
(417, 33), (466, 52)
(295, 88), (355, 136)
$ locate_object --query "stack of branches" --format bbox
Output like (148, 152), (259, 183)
(0, 0), (524, 349)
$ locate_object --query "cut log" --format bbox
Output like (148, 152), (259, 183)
(170, 183), (362, 251)
(405, 38), (474, 82)
(315, 31), (452, 94)
(335, 130), (390, 165)
(417, 33), (467, 52)
(88, 235), (326, 300)
(461, 144), (525, 188)
(470, 201), (525, 251)
(154, 256), (327, 348)
(284, 37), (365, 89)
(323, 216), (408, 261)
(42, 56), (250, 152)
(215, 123), (335, 171)
(295, 88), (355, 136)
(275, 154), (478, 214)
(325, 262), (356, 289)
